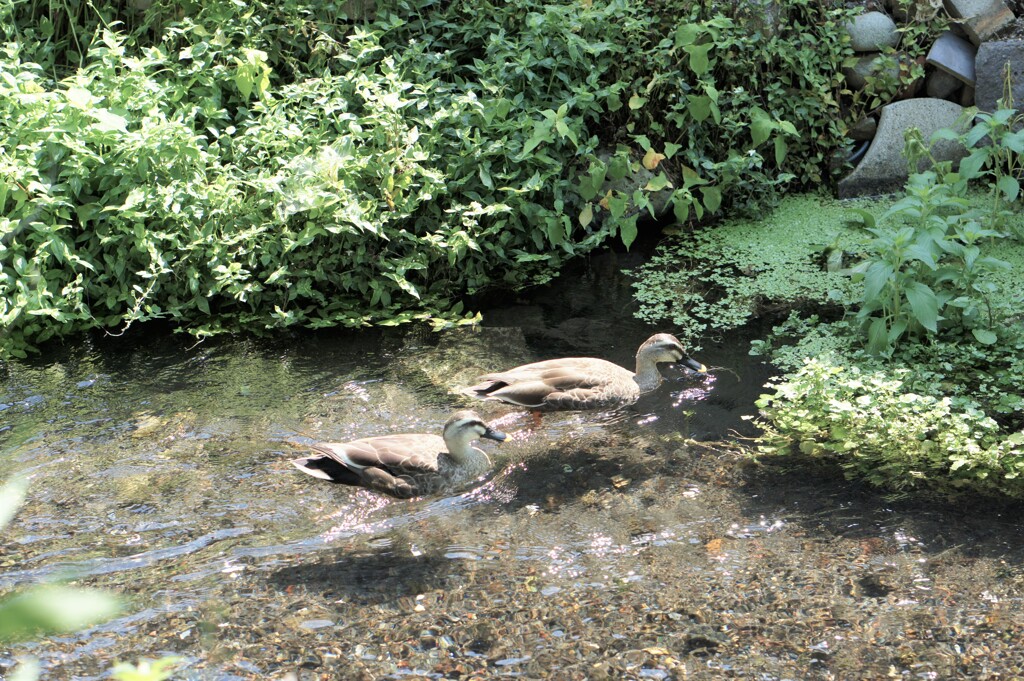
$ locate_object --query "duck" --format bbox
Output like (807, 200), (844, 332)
(464, 333), (707, 411)
(290, 410), (507, 499)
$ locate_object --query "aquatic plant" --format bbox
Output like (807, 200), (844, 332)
(631, 194), (862, 347)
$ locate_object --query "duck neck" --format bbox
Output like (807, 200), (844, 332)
(633, 357), (664, 392)
(443, 436), (491, 469)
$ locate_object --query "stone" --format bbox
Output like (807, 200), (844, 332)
(960, 85), (976, 106)
(849, 116), (878, 141)
(943, 0), (1014, 45)
(837, 98), (968, 198)
(962, 9), (1015, 45)
(925, 31), (977, 85)
(733, 0), (782, 39)
(890, 0), (944, 22)
(843, 54), (896, 90)
(593, 149), (676, 219)
(846, 12), (900, 52)
(926, 68), (963, 99)
(975, 40), (1024, 112)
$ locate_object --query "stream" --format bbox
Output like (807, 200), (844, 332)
(2, 249), (1023, 680)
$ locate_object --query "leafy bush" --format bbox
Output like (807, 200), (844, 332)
(0, 0), (876, 358)
(841, 111), (1024, 356)
(846, 171), (1010, 355)
(590, 0), (860, 227)
(0, 0), (640, 357)
(755, 359), (1024, 499)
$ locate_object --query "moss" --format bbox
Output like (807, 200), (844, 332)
(631, 192), (878, 346)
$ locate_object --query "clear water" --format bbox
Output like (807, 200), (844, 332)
(2, 252), (1024, 680)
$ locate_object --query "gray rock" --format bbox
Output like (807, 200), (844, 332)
(847, 12), (900, 52)
(843, 54), (901, 90)
(975, 40), (1024, 112)
(594, 150), (676, 219)
(943, 0), (1014, 45)
(926, 69), (963, 99)
(849, 117), (878, 141)
(960, 85), (976, 106)
(890, 0), (944, 22)
(838, 98), (968, 198)
(925, 31), (977, 85)
(733, 0), (782, 38)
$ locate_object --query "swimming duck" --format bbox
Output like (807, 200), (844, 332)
(465, 333), (707, 411)
(290, 410), (506, 499)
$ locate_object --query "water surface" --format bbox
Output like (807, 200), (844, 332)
(2, 252), (1023, 680)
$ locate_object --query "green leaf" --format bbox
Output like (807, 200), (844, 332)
(904, 281), (938, 333)
(687, 95), (712, 122)
(619, 217), (638, 250)
(90, 109), (128, 133)
(607, 194), (628, 219)
(578, 176), (599, 202)
(0, 586), (122, 643)
(521, 124), (550, 155)
(750, 108), (774, 147)
(774, 137), (788, 166)
(673, 23), (701, 48)
(905, 243), (938, 269)
(607, 154), (630, 181)
(866, 317), (890, 355)
(673, 197), (691, 223)
(1002, 128), (1024, 153)
(929, 128), (960, 142)
(579, 203), (594, 228)
(685, 44), (712, 76)
(847, 208), (877, 229)
(628, 94), (647, 110)
(863, 261), (894, 303)
(700, 185), (721, 213)
(888, 317), (908, 343)
(972, 328), (997, 345)
(957, 149), (987, 180)
(0, 476), (28, 531)
(997, 174), (1020, 202)
(65, 86), (95, 108)
(644, 173), (671, 192)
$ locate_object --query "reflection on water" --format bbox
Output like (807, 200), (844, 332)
(2, 253), (1024, 680)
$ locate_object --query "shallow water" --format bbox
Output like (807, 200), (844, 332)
(2, 252), (1024, 680)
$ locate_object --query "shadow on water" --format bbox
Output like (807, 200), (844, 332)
(3, 250), (1024, 680)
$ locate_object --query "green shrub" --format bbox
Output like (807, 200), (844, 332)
(843, 121), (1023, 356)
(0, 0), (635, 357)
(755, 358), (1024, 499)
(597, 0), (860, 225)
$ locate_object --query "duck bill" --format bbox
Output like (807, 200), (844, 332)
(681, 357), (708, 374)
(483, 428), (507, 442)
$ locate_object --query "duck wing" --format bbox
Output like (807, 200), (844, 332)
(291, 434), (446, 498)
(468, 358), (635, 409)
